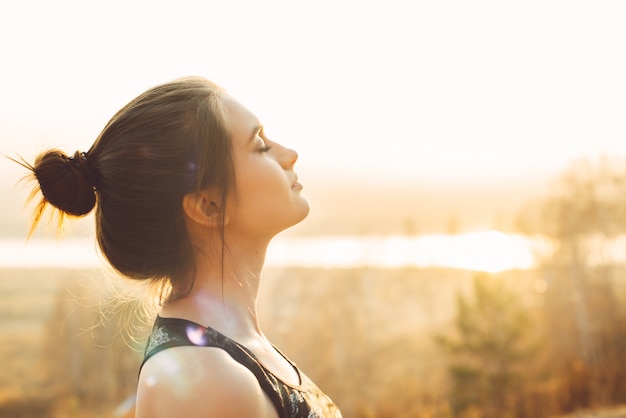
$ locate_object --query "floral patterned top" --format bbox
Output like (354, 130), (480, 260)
(141, 316), (342, 418)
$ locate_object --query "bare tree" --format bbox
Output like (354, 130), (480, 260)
(519, 156), (626, 411)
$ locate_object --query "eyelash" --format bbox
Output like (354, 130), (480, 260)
(259, 145), (272, 153)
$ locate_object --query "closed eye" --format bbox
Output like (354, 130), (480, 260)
(258, 128), (273, 152)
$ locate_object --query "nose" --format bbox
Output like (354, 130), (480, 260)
(279, 145), (298, 169)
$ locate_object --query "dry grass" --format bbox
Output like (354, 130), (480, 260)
(553, 405), (626, 418)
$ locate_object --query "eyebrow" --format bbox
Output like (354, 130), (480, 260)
(249, 125), (263, 143)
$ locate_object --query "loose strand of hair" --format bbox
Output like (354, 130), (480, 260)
(6, 153), (67, 238)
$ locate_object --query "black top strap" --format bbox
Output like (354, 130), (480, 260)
(140, 316), (342, 418)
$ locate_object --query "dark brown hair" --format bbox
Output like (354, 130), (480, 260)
(22, 77), (234, 296)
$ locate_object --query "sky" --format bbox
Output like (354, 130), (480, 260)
(1, 0), (626, 235)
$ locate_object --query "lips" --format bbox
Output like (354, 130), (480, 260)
(291, 176), (302, 190)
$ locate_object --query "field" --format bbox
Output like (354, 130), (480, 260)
(0, 266), (624, 418)
(0, 266), (533, 417)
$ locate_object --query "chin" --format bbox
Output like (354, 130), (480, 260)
(296, 199), (311, 222)
(277, 202), (310, 234)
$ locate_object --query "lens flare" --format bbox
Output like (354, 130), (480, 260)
(186, 324), (208, 346)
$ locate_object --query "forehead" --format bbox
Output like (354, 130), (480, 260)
(222, 95), (259, 142)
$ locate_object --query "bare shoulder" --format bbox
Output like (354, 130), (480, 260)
(136, 346), (278, 418)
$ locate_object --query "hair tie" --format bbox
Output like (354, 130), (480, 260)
(68, 151), (95, 189)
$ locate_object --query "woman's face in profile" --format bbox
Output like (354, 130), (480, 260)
(222, 95), (310, 238)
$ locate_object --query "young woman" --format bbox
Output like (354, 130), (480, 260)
(23, 77), (342, 418)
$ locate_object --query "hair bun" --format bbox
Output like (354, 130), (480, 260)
(33, 149), (96, 216)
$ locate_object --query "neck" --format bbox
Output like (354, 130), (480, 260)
(162, 235), (271, 339)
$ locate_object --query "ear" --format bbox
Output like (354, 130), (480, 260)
(182, 189), (229, 228)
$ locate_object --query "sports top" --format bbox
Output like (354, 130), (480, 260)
(141, 316), (342, 418)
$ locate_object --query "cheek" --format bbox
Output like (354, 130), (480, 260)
(241, 158), (286, 187)
(235, 162), (286, 206)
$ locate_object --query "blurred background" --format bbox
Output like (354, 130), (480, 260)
(1, 0), (626, 417)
